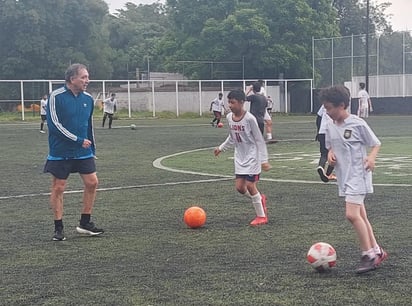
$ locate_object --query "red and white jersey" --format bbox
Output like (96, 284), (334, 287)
(219, 111), (268, 175)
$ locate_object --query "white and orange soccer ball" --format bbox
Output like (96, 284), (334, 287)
(307, 242), (337, 272)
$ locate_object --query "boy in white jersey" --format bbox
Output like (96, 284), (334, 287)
(320, 85), (387, 274)
(102, 93), (117, 129)
(357, 82), (373, 118)
(40, 94), (48, 133)
(214, 89), (271, 226)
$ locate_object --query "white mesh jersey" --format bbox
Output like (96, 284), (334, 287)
(358, 89), (370, 110)
(317, 105), (332, 134)
(211, 97), (225, 112)
(103, 97), (117, 114)
(325, 114), (381, 197)
(219, 111), (268, 175)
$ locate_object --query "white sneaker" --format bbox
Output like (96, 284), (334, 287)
(40, 130), (46, 134)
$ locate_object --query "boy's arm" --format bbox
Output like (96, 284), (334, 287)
(365, 144), (380, 171)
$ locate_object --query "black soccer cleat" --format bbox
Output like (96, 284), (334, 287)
(317, 166), (329, 183)
(76, 222), (104, 236)
(52, 228), (66, 241)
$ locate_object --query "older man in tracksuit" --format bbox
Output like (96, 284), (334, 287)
(44, 63), (104, 241)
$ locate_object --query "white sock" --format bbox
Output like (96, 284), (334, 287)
(266, 133), (272, 140)
(251, 192), (265, 217)
(362, 248), (376, 259)
(373, 244), (381, 255)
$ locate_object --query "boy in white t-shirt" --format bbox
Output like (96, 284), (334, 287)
(214, 89), (271, 226)
(321, 85), (387, 274)
(40, 94), (48, 133)
(357, 82), (373, 118)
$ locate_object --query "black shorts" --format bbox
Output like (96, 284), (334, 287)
(44, 158), (96, 179)
(41, 115), (47, 121)
(235, 174), (260, 182)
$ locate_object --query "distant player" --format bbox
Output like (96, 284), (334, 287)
(210, 92), (226, 127)
(258, 80), (274, 141)
(357, 82), (373, 118)
(102, 93), (117, 129)
(266, 95), (273, 115)
(40, 94), (48, 133)
(321, 85), (387, 274)
(214, 89), (271, 226)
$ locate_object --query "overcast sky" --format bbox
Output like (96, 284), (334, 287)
(105, 0), (412, 31)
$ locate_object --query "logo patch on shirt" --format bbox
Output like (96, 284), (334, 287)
(343, 129), (352, 139)
(84, 103), (87, 107)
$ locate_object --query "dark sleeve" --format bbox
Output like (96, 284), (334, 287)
(316, 115), (322, 133)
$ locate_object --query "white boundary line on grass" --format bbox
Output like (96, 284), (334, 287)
(1, 145), (411, 201)
(0, 178), (233, 200)
(152, 147), (412, 187)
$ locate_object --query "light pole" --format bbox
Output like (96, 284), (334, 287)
(365, 0), (370, 91)
(147, 56), (150, 80)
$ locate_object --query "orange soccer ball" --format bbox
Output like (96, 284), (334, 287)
(217, 122), (224, 128)
(183, 206), (206, 228)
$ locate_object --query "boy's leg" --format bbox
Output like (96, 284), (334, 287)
(264, 110), (272, 140)
(360, 205), (388, 265)
(346, 201), (377, 273)
(102, 113), (107, 127)
(235, 177), (247, 195)
(108, 113), (113, 128)
(216, 112), (221, 125)
(246, 180), (267, 226)
(359, 204), (378, 248)
(346, 202), (374, 251)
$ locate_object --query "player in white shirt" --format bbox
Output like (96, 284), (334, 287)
(102, 93), (117, 129)
(315, 104), (335, 182)
(321, 85), (387, 274)
(357, 82), (373, 118)
(210, 93), (226, 127)
(214, 89), (271, 226)
(40, 94), (48, 133)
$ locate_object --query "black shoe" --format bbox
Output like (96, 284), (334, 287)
(52, 228), (66, 241)
(76, 222), (104, 236)
(317, 166), (329, 183)
(356, 255), (376, 274)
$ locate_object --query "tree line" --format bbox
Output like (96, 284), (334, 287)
(0, 0), (403, 81)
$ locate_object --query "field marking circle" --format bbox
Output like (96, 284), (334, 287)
(153, 147), (412, 187)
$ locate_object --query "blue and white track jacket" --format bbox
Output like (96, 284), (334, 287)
(46, 85), (95, 160)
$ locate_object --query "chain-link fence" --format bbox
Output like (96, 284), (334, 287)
(313, 31), (412, 97)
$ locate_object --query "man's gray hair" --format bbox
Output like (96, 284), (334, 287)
(65, 63), (87, 83)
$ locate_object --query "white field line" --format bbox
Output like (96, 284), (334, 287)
(152, 147), (412, 187)
(1, 144), (411, 200)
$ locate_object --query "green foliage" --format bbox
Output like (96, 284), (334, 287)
(0, 0), (111, 79)
(0, 0), (396, 81)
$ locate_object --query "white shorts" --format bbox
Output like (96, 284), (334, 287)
(264, 110), (271, 121)
(345, 194), (366, 205)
